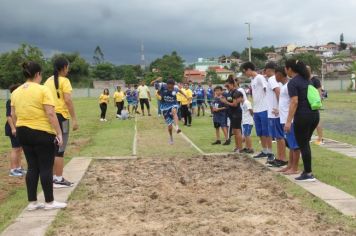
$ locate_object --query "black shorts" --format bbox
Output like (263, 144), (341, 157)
(230, 116), (242, 130)
(139, 98), (150, 109)
(9, 135), (21, 148)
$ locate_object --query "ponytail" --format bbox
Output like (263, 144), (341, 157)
(285, 59), (310, 80)
(53, 57), (69, 98)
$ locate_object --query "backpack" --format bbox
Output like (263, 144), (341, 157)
(307, 85), (322, 110)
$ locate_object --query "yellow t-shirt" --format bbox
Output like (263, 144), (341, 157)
(113, 91), (125, 102)
(137, 85), (150, 99)
(176, 90), (183, 102)
(99, 94), (110, 104)
(44, 76), (73, 119)
(11, 82), (56, 134)
(181, 88), (193, 105)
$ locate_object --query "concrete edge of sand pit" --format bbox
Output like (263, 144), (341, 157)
(1, 157), (92, 236)
(253, 157), (356, 217)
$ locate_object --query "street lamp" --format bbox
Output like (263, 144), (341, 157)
(245, 22), (252, 62)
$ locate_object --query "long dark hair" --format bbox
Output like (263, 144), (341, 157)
(53, 57), (69, 98)
(285, 59), (310, 80)
(22, 61), (41, 79)
(103, 88), (109, 95)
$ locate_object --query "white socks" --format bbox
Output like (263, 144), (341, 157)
(53, 175), (63, 182)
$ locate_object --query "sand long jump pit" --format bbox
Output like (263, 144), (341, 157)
(49, 155), (355, 236)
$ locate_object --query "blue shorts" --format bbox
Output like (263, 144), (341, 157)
(253, 111), (269, 137)
(192, 102), (197, 108)
(242, 124), (253, 137)
(282, 123), (299, 150)
(268, 118), (284, 139)
(197, 99), (205, 106)
(162, 105), (179, 126)
(213, 116), (228, 128)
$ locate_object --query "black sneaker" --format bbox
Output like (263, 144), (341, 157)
(266, 153), (276, 164)
(245, 149), (254, 154)
(240, 148), (248, 153)
(187, 124), (192, 127)
(177, 129), (182, 134)
(222, 140), (231, 145)
(212, 140), (222, 145)
(53, 178), (74, 188)
(253, 152), (268, 159)
(268, 159), (288, 167)
(295, 172), (316, 182)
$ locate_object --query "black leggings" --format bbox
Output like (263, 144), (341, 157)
(116, 101), (124, 115)
(100, 103), (107, 119)
(294, 112), (320, 173)
(17, 127), (56, 203)
(181, 105), (192, 125)
(139, 99), (150, 112)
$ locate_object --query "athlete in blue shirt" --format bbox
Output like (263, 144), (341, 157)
(195, 83), (206, 116)
(151, 77), (187, 144)
(125, 85), (133, 115)
(206, 81), (214, 116)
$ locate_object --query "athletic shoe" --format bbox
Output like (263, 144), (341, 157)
(222, 140), (231, 145)
(177, 129), (182, 134)
(245, 149), (254, 154)
(148, 114), (152, 116)
(295, 172), (316, 182)
(240, 148), (248, 153)
(44, 201), (67, 210)
(169, 138), (174, 145)
(100, 118), (104, 122)
(53, 178), (74, 188)
(27, 202), (45, 211)
(268, 159), (288, 168)
(253, 152), (268, 159)
(314, 140), (325, 145)
(187, 124), (191, 127)
(212, 140), (221, 145)
(9, 169), (23, 177)
(266, 153), (276, 164)
(104, 119), (108, 122)
(18, 168), (27, 175)
(233, 148), (240, 153)
(116, 114), (121, 119)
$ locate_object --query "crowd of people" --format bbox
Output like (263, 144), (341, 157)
(3, 56), (323, 212)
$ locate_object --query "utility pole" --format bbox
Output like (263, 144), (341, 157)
(245, 22), (252, 62)
(140, 40), (146, 71)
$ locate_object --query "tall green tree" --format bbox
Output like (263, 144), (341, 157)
(0, 44), (45, 88)
(231, 51), (240, 59)
(293, 53), (322, 73)
(93, 46), (105, 65)
(149, 51), (185, 82)
(91, 62), (116, 81)
(339, 33), (347, 51)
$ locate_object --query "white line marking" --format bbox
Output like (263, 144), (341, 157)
(177, 128), (205, 155)
(132, 115), (138, 156)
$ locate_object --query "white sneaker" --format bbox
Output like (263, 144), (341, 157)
(44, 201), (67, 210)
(116, 114), (121, 118)
(100, 118), (104, 122)
(27, 202), (45, 211)
(104, 119), (108, 122)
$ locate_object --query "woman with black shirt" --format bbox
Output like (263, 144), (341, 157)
(284, 59), (319, 181)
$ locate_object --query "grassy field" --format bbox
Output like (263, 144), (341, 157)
(1, 91), (356, 233)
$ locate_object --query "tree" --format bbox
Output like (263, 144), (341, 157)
(231, 51), (240, 59)
(293, 53), (322, 74)
(230, 62), (239, 72)
(0, 44), (46, 88)
(91, 62), (116, 80)
(149, 51), (185, 82)
(115, 65), (139, 84)
(93, 46), (105, 65)
(206, 70), (220, 84)
(339, 33), (347, 51)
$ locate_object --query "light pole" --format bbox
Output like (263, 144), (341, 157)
(245, 22), (252, 62)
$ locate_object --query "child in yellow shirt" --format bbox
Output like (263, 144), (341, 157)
(99, 88), (110, 121)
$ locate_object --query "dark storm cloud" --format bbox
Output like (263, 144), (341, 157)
(0, 0), (355, 64)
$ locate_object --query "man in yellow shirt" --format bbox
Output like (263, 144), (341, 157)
(137, 80), (151, 116)
(44, 57), (79, 188)
(113, 86), (125, 118)
(180, 83), (193, 126)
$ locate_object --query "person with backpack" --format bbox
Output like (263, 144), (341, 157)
(284, 59), (320, 181)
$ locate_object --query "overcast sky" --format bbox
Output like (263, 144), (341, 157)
(1, 0), (356, 64)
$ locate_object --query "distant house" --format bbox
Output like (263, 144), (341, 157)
(184, 70), (206, 83)
(194, 58), (222, 72)
(210, 67), (234, 81)
(325, 58), (354, 73)
(93, 80), (125, 89)
(266, 52), (282, 62)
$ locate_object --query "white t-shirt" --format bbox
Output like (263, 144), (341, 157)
(279, 82), (290, 124)
(137, 85), (150, 99)
(266, 76), (281, 118)
(237, 87), (247, 102)
(242, 100), (254, 125)
(251, 74), (268, 113)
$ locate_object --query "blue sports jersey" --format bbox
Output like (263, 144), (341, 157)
(126, 89), (132, 102)
(155, 82), (179, 110)
(132, 89), (139, 101)
(195, 87), (205, 100)
(212, 97), (227, 122)
(207, 87), (214, 100)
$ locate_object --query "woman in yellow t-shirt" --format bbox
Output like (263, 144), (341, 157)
(99, 88), (110, 121)
(11, 61), (67, 210)
(113, 86), (125, 118)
